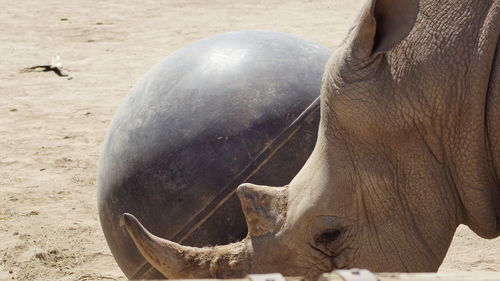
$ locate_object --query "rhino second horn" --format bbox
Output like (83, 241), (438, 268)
(236, 183), (288, 237)
(121, 213), (251, 279)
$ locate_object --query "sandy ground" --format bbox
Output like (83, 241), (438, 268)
(0, 0), (498, 280)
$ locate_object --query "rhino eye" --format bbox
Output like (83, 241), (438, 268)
(316, 229), (341, 244)
(308, 216), (346, 255)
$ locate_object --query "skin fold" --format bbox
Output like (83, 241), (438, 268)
(121, 0), (499, 280)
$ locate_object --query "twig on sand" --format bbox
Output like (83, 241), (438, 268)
(73, 274), (118, 281)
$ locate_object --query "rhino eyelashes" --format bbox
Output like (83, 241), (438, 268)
(308, 241), (335, 259)
(307, 229), (343, 260)
(315, 229), (342, 244)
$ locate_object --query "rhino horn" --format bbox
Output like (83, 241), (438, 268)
(121, 213), (251, 279)
(236, 183), (288, 237)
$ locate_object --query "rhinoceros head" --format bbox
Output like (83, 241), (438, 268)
(122, 0), (500, 278)
(122, 181), (342, 281)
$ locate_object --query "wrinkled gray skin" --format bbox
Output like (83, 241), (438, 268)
(122, 0), (499, 280)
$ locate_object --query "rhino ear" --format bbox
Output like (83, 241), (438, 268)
(348, 0), (418, 58)
(236, 183), (288, 237)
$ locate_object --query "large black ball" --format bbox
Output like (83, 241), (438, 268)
(97, 31), (331, 279)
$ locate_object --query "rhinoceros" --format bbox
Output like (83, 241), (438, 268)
(122, 0), (499, 279)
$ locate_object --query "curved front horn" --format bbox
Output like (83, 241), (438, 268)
(121, 213), (251, 279)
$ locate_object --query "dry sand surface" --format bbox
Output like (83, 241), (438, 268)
(0, 0), (498, 280)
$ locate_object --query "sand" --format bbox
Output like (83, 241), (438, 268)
(0, 0), (498, 280)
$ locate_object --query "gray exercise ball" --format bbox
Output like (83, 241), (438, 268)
(97, 30), (331, 279)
